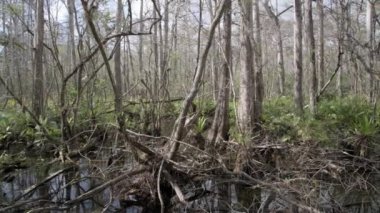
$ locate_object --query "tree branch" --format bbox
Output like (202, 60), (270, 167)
(317, 49), (344, 101)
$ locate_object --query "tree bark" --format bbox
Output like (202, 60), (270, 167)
(293, 0), (304, 115)
(114, 0), (124, 128)
(33, 0), (45, 118)
(317, 0), (325, 92)
(263, 0), (285, 96)
(208, 0), (231, 145)
(306, 0), (317, 115)
(138, 0), (144, 89)
(237, 0), (255, 138)
(207, 0), (219, 101)
(366, 0), (375, 103)
(254, 0), (264, 121)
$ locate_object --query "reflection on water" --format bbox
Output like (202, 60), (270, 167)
(1, 159), (379, 212)
(0, 156), (142, 213)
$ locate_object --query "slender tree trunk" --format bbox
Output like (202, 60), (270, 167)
(114, 0), (124, 128)
(337, 1), (349, 98)
(67, 0), (76, 82)
(1, 1), (8, 103)
(33, 0), (44, 117)
(336, 67), (342, 97)
(68, 0), (80, 129)
(237, 0), (255, 137)
(196, 0), (203, 66)
(171, 3), (180, 93)
(153, 8), (159, 99)
(262, 0), (286, 96)
(317, 0), (325, 92)
(138, 0), (144, 91)
(253, 0), (263, 121)
(366, 0), (375, 103)
(162, 0), (169, 100)
(154, 0), (170, 134)
(306, 0), (317, 115)
(208, 0), (231, 145)
(207, 0), (219, 101)
(207, 2), (231, 210)
(293, 0), (303, 115)
(65, 1), (77, 200)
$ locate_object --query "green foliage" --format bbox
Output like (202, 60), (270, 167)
(196, 99), (216, 116)
(352, 117), (377, 136)
(0, 111), (33, 141)
(262, 97), (299, 142)
(296, 117), (330, 143)
(263, 96), (295, 119)
(195, 116), (207, 134)
(0, 153), (29, 180)
(317, 96), (373, 129)
(0, 109), (61, 146)
(261, 96), (379, 147)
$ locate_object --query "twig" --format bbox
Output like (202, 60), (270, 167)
(277, 5), (294, 17)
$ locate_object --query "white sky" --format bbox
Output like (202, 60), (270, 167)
(53, 0), (296, 24)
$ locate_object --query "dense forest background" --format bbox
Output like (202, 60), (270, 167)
(0, 0), (379, 212)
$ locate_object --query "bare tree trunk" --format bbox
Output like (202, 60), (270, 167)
(114, 0), (124, 127)
(162, 0), (169, 100)
(138, 0), (144, 89)
(317, 0), (325, 92)
(263, 0), (285, 96)
(237, 0), (255, 137)
(366, 0), (375, 103)
(65, 1), (77, 200)
(155, 0), (170, 134)
(1, 1), (10, 105)
(293, 0), (304, 115)
(32, 0), (44, 117)
(306, 0), (317, 115)
(68, 0), (81, 130)
(208, 0), (231, 145)
(196, 0), (203, 66)
(337, 1), (345, 98)
(170, 2), (180, 93)
(254, 0), (263, 121)
(207, 0), (219, 101)
(153, 8), (159, 99)
(67, 0), (76, 82)
(337, 65), (342, 97)
(168, 0), (227, 159)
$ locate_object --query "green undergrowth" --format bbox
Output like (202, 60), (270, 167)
(0, 111), (50, 142)
(1, 96), (379, 155)
(262, 96), (380, 152)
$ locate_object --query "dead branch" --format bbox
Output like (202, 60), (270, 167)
(168, 0), (228, 159)
(317, 49), (344, 101)
(64, 168), (147, 206)
(14, 167), (72, 202)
